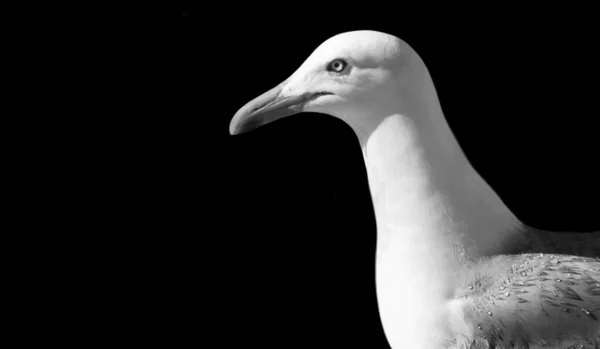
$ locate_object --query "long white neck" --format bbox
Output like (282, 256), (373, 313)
(361, 108), (519, 348)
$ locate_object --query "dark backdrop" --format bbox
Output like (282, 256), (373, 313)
(88, 7), (598, 348)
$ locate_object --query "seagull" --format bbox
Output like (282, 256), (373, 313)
(229, 30), (600, 349)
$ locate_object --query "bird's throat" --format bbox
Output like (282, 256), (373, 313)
(363, 113), (520, 260)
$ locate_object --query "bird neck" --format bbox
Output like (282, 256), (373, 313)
(363, 112), (520, 258)
(361, 112), (519, 348)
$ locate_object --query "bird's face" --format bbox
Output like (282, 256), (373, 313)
(229, 31), (410, 141)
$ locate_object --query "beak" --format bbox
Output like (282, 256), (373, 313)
(229, 80), (319, 135)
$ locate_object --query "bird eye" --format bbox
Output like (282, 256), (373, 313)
(326, 59), (347, 73)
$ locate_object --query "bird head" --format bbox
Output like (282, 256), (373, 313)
(229, 30), (428, 143)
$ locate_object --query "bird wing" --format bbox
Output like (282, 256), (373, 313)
(499, 226), (600, 258)
(456, 254), (600, 348)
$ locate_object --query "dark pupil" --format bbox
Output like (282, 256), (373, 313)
(328, 60), (345, 72)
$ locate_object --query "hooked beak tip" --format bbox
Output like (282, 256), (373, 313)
(228, 81), (310, 136)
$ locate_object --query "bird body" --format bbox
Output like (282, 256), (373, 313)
(229, 30), (600, 348)
(452, 253), (599, 348)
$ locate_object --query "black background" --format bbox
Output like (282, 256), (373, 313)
(78, 7), (598, 347)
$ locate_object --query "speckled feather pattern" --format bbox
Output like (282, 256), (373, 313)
(451, 253), (600, 348)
